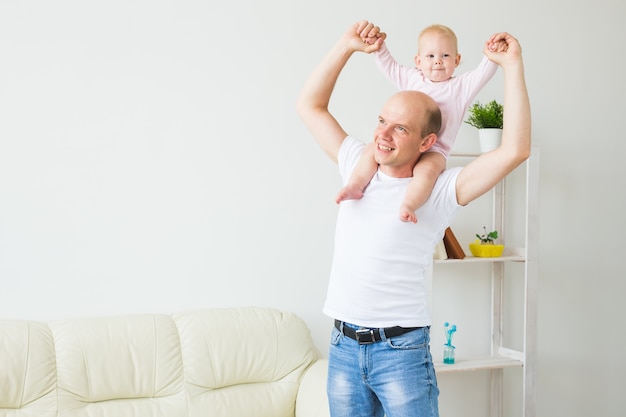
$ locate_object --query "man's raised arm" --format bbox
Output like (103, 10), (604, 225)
(456, 32), (531, 206)
(296, 21), (386, 163)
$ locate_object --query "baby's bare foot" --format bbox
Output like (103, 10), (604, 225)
(399, 204), (418, 223)
(335, 184), (364, 204)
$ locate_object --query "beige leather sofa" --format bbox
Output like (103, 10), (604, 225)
(0, 306), (330, 417)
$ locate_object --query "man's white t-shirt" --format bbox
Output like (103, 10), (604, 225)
(322, 136), (462, 328)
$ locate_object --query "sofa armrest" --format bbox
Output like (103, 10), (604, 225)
(295, 359), (330, 417)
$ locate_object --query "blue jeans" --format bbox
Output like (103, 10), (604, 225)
(327, 322), (439, 417)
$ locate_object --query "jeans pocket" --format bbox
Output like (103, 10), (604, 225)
(330, 326), (343, 346)
(387, 327), (429, 349)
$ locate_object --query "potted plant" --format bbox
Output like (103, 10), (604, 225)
(465, 99), (503, 153)
(469, 226), (505, 257)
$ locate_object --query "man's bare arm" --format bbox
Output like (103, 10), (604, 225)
(296, 21), (386, 163)
(456, 32), (531, 206)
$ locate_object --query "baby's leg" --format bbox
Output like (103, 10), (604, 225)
(400, 152), (446, 223)
(335, 142), (378, 204)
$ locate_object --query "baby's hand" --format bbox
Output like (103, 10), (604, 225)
(484, 32), (522, 66)
(355, 20), (386, 47)
(488, 39), (508, 53)
(362, 33), (383, 45)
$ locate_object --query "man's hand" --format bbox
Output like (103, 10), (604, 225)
(484, 32), (522, 66)
(351, 20), (386, 52)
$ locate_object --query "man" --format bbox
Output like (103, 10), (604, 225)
(296, 20), (530, 417)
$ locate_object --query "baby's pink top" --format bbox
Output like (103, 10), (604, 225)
(375, 44), (498, 157)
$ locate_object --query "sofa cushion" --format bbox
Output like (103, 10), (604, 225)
(0, 320), (57, 417)
(174, 306), (319, 417)
(296, 359), (330, 417)
(50, 314), (187, 416)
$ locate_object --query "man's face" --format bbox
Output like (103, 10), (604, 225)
(373, 92), (433, 178)
(414, 32), (460, 83)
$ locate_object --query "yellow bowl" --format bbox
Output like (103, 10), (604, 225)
(469, 242), (504, 258)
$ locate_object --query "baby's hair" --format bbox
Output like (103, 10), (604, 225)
(418, 24), (459, 54)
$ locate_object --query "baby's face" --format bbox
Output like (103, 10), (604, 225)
(414, 32), (460, 82)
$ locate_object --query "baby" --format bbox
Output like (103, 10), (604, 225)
(336, 24), (506, 222)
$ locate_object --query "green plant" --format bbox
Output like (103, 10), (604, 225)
(476, 226), (498, 245)
(465, 99), (503, 129)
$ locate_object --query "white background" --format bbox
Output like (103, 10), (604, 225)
(1, 1), (625, 416)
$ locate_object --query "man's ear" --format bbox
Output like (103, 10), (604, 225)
(419, 133), (437, 152)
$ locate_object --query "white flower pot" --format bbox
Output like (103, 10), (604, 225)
(478, 128), (503, 153)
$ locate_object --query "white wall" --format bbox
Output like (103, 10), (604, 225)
(1, 1), (625, 416)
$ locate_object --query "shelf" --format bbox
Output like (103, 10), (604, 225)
(434, 355), (523, 374)
(449, 151), (481, 158)
(436, 150), (538, 416)
(434, 247), (525, 264)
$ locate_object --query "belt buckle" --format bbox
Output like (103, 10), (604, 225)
(355, 328), (376, 344)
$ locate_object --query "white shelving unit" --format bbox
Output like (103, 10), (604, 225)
(432, 148), (539, 417)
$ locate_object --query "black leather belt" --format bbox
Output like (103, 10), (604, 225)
(334, 319), (420, 345)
